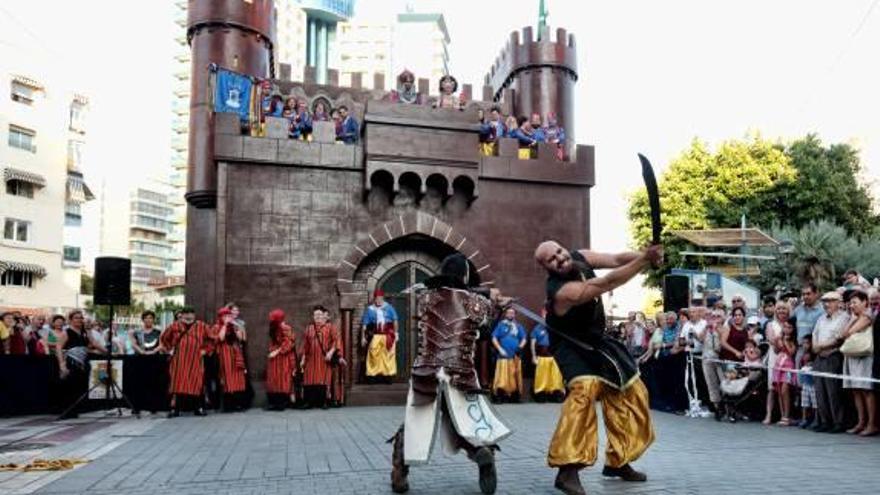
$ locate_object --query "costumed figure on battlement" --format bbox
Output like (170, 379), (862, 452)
(543, 112), (566, 160)
(389, 254), (512, 495)
(432, 74), (466, 110)
(389, 69), (423, 105)
(534, 240), (663, 495)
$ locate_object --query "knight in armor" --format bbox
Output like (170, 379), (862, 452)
(390, 254), (512, 494)
(533, 240), (663, 495)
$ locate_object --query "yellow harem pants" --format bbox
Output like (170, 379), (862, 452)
(366, 334), (397, 377)
(492, 357), (523, 396)
(548, 376), (654, 469)
(533, 356), (565, 394)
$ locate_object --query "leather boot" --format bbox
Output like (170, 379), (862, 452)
(467, 446), (497, 494)
(601, 463), (647, 482)
(554, 465), (586, 495)
(388, 426), (409, 493)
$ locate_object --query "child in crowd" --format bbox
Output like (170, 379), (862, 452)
(772, 317), (798, 426)
(743, 340), (762, 368)
(798, 335), (817, 429)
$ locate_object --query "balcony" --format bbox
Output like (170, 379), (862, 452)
(130, 216), (171, 235)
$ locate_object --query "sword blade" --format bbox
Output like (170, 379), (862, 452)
(638, 153), (662, 245)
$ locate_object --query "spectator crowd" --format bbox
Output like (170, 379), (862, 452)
(618, 270), (880, 437)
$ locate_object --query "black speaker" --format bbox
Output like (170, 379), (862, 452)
(663, 275), (690, 313)
(94, 257), (131, 306)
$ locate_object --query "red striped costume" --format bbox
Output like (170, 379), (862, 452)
(214, 323), (247, 393)
(161, 320), (213, 396)
(266, 332), (295, 394)
(302, 322), (337, 387)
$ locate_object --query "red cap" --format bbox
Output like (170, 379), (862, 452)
(373, 289), (385, 298)
(217, 307), (233, 318)
(269, 309), (285, 323)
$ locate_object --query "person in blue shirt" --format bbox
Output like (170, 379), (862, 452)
(292, 99), (313, 140)
(360, 289), (399, 383)
(491, 307), (527, 402)
(510, 116), (541, 159)
(543, 112), (566, 160)
(337, 105), (360, 144)
(531, 309), (565, 402)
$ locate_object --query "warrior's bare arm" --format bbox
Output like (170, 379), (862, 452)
(554, 246), (662, 316)
(578, 250), (641, 269)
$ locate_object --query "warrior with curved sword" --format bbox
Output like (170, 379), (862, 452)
(389, 253), (513, 494)
(529, 154), (664, 495)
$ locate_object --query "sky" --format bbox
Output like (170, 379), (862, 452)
(2, 0), (878, 311)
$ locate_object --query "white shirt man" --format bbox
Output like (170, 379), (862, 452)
(679, 309), (707, 353)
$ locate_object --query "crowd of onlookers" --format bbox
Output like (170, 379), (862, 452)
(260, 86), (360, 144)
(477, 107), (566, 160)
(616, 269), (880, 436)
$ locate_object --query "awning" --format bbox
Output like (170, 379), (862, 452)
(66, 172), (95, 204)
(672, 228), (779, 247)
(4, 167), (47, 187)
(0, 260), (47, 278)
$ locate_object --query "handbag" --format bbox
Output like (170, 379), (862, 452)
(840, 329), (873, 357)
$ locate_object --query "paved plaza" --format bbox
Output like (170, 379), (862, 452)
(1, 404), (879, 495)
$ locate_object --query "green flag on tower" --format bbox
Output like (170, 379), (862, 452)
(538, 0), (549, 31)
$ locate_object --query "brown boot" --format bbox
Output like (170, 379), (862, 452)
(388, 426), (409, 493)
(554, 465), (586, 495)
(467, 446), (497, 494)
(601, 463), (647, 482)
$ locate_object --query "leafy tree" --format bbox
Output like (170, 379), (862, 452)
(628, 133), (880, 288)
(755, 220), (880, 294)
(628, 135), (795, 286)
(80, 274), (94, 295)
(774, 135), (879, 236)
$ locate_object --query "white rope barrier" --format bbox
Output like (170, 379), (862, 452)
(691, 353), (880, 384)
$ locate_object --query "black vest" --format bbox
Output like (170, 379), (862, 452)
(545, 249), (640, 390)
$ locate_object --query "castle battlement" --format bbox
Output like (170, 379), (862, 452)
(485, 25), (578, 99)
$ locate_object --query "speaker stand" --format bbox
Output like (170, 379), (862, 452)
(58, 305), (139, 420)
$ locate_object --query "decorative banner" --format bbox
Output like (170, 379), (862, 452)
(88, 360), (124, 400)
(214, 68), (253, 122)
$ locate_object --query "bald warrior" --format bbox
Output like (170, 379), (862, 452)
(534, 241), (663, 495)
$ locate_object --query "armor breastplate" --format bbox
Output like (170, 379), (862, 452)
(412, 287), (491, 394)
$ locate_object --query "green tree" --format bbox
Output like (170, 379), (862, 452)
(755, 220), (880, 293)
(628, 135), (796, 286)
(774, 135), (879, 236)
(80, 274), (94, 295)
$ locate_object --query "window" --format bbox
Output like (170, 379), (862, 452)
(1, 270), (34, 288)
(63, 246), (81, 263)
(11, 82), (35, 105)
(67, 140), (85, 169)
(65, 202), (82, 226)
(8, 125), (36, 152)
(70, 101), (86, 133)
(6, 180), (34, 198)
(3, 218), (29, 242)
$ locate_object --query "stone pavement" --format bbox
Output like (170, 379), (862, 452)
(1, 404), (878, 495)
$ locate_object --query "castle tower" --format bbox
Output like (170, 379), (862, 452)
(185, 0), (275, 208)
(485, 25), (577, 157)
(185, 0), (275, 313)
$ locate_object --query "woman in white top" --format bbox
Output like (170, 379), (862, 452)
(841, 291), (876, 436)
(762, 302), (790, 425)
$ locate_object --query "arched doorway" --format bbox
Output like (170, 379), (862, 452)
(375, 261), (433, 380)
